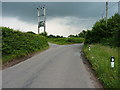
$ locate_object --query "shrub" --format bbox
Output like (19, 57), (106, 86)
(47, 37), (84, 45)
(2, 27), (49, 63)
(85, 13), (120, 47)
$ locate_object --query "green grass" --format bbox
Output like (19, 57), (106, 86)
(2, 27), (49, 63)
(83, 44), (119, 88)
(47, 37), (85, 45)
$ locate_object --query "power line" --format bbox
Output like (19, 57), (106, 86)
(108, 2), (118, 9)
(96, 2), (118, 23)
(84, 1), (119, 29)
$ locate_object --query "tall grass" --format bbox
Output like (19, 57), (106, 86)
(47, 37), (84, 45)
(83, 44), (119, 88)
(2, 27), (49, 63)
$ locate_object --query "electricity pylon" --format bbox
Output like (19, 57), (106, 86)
(37, 5), (46, 34)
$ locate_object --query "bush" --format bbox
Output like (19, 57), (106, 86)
(2, 27), (49, 63)
(85, 13), (120, 47)
(39, 32), (48, 37)
(83, 44), (119, 88)
(47, 37), (84, 45)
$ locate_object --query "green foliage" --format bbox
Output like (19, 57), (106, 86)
(47, 37), (84, 45)
(83, 44), (119, 88)
(78, 30), (87, 38)
(2, 27), (49, 63)
(27, 31), (36, 34)
(47, 34), (56, 38)
(68, 34), (77, 38)
(56, 35), (64, 38)
(39, 31), (48, 37)
(83, 14), (120, 88)
(68, 30), (87, 38)
(85, 13), (120, 47)
(47, 34), (64, 38)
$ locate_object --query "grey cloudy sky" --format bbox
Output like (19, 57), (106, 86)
(1, 2), (119, 36)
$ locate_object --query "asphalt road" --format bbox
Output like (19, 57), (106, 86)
(3, 43), (99, 88)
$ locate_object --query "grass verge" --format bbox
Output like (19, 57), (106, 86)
(47, 37), (84, 45)
(83, 44), (119, 88)
(2, 46), (49, 69)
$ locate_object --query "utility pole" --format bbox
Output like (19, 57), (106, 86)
(43, 5), (46, 33)
(118, 1), (120, 86)
(118, 1), (120, 15)
(37, 7), (40, 34)
(37, 5), (46, 34)
(106, 0), (108, 27)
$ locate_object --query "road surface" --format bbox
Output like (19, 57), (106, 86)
(3, 43), (100, 88)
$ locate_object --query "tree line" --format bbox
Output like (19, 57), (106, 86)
(85, 13), (120, 47)
(27, 13), (120, 47)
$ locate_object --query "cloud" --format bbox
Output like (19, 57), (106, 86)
(2, 16), (95, 37)
(2, 2), (118, 29)
(46, 16), (92, 37)
(2, 17), (37, 33)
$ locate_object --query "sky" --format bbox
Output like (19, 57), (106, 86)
(1, 1), (119, 37)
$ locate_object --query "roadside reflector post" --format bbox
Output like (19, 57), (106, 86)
(89, 45), (91, 51)
(110, 56), (115, 68)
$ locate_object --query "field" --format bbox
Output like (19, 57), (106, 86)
(47, 37), (84, 45)
(83, 44), (119, 88)
(2, 27), (49, 63)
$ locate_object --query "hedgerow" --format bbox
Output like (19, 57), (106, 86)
(2, 27), (49, 63)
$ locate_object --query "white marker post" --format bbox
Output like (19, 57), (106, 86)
(89, 45), (91, 51)
(110, 56), (115, 68)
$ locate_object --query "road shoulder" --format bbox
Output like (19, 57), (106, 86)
(2, 47), (49, 70)
(81, 50), (104, 88)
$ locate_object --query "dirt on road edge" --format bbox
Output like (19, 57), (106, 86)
(2, 47), (49, 70)
(80, 50), (104, 89)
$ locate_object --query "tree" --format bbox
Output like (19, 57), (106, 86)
(84, 13), (120, 47)
(78, 30), (87, 38)
(39, 32), (48, 37)
(56, 35), (61, 38)
(68, 35), (76, 38)
(27, 31), (36, 34)
(48, 34), (56, 38)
